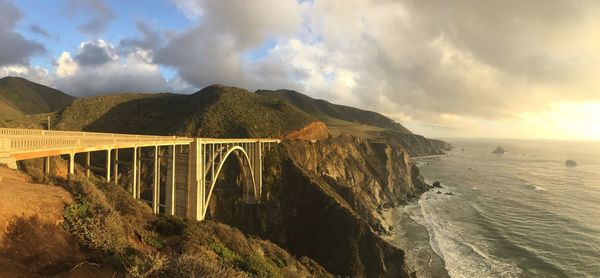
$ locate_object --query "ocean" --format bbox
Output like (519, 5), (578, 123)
(391, 139), (600, 278)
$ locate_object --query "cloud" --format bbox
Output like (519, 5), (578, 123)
(0, 0), (45, 66)
(156, 0), (306, 87)
(74, 39), (116, 66)
(213, 0), (600, 132)
(119, 22), (162, 52)
(67, 0), (115, 35)
(28, 24), (51, 38)
(54, 40), (172, 96)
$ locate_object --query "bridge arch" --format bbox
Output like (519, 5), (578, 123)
(203, 145), (258, 217)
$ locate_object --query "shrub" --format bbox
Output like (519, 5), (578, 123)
(151, 215), (186, 236)
(125, 252), (169, 278)
(61, 178), (129, 263)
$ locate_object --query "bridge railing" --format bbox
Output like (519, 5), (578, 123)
(0, 128), (182, 140)
(0, 135), (193, 152)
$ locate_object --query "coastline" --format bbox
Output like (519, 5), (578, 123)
(382, 191), (450, 277)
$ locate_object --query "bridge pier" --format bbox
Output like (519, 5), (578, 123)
(132, 147), (137, 198)
(113, 149), (119, 184)
(85, 152), (91, 178)
(44, 156), (50, 175)
(68, 153), (75, 177)
(165, 145), (177, 215)
(105, 149), (111, 182)
(153, 146), (160, 214)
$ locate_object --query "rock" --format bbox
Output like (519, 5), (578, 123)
(436, 191), (442, 194)
(492, 146), (506, 154)
(432, 181), (443, 188)
(444, 192), (454, 196)
(566, 159), (578, 167)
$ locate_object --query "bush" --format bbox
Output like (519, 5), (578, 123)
(210, 242), (282, 278)
(125, 252), (169, 278)
(151, 215), (186, 236)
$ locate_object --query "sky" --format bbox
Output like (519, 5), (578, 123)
(1, 0), (600, 141)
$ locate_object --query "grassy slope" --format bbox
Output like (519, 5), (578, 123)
(0, 77), (75, 120)
(256, 89), (412, 136)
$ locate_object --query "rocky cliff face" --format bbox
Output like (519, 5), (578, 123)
(206, 134), (428, 277)
(285, 121), (329, 141)
(373, 130), (452, 157)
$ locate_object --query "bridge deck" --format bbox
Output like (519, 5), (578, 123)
(0, 128), (279, 161)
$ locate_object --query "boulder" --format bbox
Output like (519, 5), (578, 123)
(492, 146), (506, 154)
(566, 159), (578, 167)
(432, 181), (443, 188)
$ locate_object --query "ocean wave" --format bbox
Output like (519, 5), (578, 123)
(409, 198), (522, 278)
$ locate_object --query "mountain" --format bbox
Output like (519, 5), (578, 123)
(0, 76), (75, 120)
(256, 89), (452, 155)
(256, 89), (413, 136)
(3, 84), (318, 139)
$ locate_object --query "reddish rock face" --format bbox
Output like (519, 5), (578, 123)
(285, 121), (330, 141)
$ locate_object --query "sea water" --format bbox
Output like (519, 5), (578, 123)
(393, 139), (600, 278)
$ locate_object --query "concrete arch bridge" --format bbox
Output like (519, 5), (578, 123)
(0, 128), (279, 221)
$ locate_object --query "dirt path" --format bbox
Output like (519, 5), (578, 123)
(0, 167), (117, 277)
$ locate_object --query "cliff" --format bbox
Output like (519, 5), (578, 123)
(206, 134), (427, 277)
(0, 166), (330, 277)
(285, 121), (330, 141)
(373, 130), (453, 156)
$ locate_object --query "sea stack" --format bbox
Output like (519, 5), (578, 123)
(565, 159), (578, 167)
(492, 146), (506, 154)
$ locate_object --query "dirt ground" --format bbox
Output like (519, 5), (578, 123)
(0, 167), (118, 277)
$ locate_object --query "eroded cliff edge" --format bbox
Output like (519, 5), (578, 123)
(207, 134), (429, 277)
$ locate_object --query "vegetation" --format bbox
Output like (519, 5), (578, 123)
(15, 165), (332, 277)
(256, 89), (412, 135)
(0, 76), (74, 120)
(2, 84), (316, 138)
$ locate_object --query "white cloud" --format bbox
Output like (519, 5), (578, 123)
(56, 52), (78, 77)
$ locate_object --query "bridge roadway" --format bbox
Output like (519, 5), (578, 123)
(0, 128), (280, 221)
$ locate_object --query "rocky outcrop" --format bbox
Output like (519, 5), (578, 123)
(285, 121), (330, 141)
(493, 146), (506, 154)
(206, 134), (427, 277)
(372, 130), (452, 156)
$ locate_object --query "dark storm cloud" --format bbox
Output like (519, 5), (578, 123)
(0, 0), (45, 66)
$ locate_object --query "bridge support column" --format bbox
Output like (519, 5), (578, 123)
(166, 145), (176, 215)
(105, 149), (111, 182)
(132, 147), (137, 198)
(187, 139), (205, 221)
(153, 146), (159, 214)
(253, 141), (262, 202)
(44, 156), (50, 175)
(85, 152), (90, 178)
(136, 148), (141, 199)
(113, 149), (119, 184)
(68, 153), (75, 177)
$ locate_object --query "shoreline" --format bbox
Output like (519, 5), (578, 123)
(381, 190), (450, 277)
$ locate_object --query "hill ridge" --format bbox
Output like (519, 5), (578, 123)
(0, 76), (75, 120)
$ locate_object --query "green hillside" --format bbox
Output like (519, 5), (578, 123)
(256, 89), (412, 136)
(3, 84), (316, 138)
(0, 76), (75, 120)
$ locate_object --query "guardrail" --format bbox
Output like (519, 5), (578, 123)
(0, 128), (184, 140)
